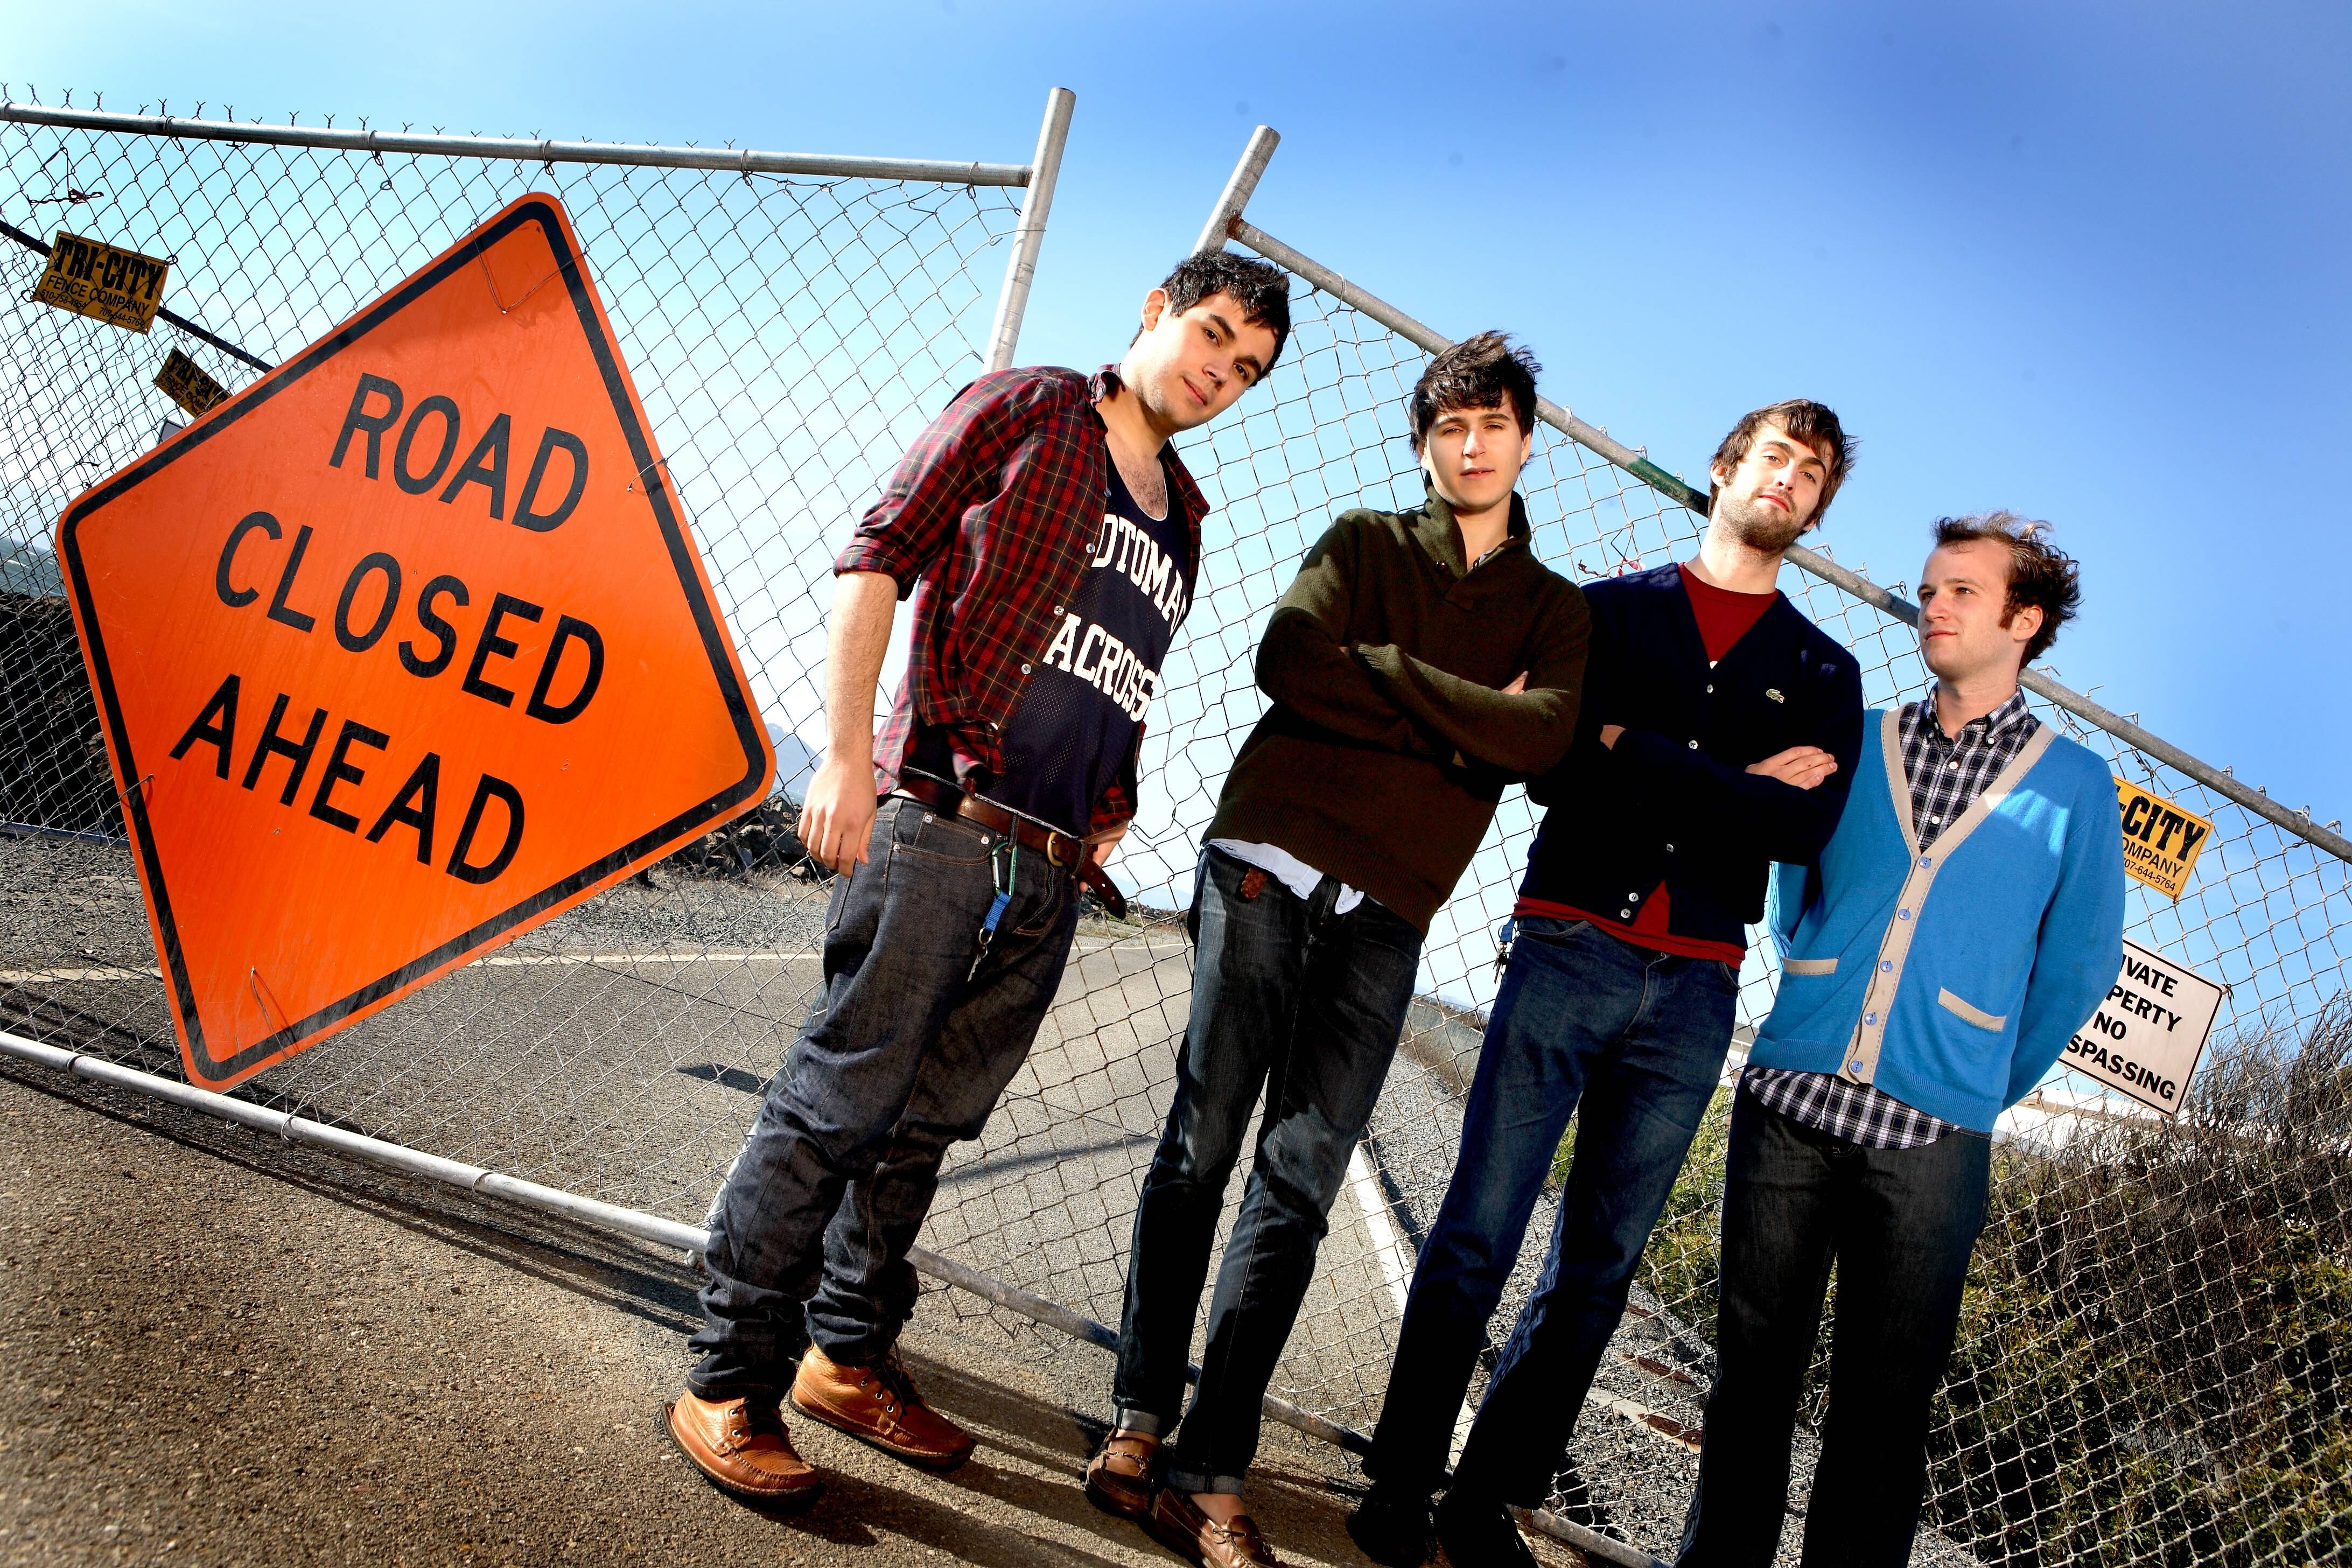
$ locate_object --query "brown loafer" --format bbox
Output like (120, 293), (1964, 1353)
(664, 1392), (823, 1508)
(789, 1343), (976, 1471)
(1084, 1429), (1161, 1518)
(1146, 1486), (1282, 1567)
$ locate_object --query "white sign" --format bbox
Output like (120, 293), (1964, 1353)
(2060, 939), (2225, 1117)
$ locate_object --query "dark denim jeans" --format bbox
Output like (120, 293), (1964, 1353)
(688, 797), (1079, 1396)
(1114, 846), (1423, 1496)
(1366, 915), (1739, 1505)
(1676, 1086), (1991, 1568)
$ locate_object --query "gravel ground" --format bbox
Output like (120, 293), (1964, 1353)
(0, 1058), (1600, 1568)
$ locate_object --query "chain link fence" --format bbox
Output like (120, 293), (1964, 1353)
(3, 94), (2347, 1567)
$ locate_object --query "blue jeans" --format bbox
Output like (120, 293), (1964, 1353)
(1676, 1086), (1991, 1568)
(1365, 915), (1739, 1504)
(688, 797), (1079, 1396)
(1114, 846), (1423, 1495)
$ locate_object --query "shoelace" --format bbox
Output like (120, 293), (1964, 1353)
(859, 1349), (921, 1416)
(718, 1398), (788, 1455)
(1210, 1516), (1276, 1565)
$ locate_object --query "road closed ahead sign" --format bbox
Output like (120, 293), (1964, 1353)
(58, 194), (773, 1090)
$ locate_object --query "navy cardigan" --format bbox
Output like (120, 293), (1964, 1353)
(1519, 562), (1866, 948)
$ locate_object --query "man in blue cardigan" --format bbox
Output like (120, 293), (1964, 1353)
(1354, 401), (1865, 1568)
(1676, 514), (2125, 1567)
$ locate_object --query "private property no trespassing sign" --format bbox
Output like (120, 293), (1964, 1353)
(2061, 939), (2225, 1117)
(56, 194), (773, 1091)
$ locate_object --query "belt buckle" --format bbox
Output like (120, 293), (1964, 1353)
(1046, 833), (1072, 868)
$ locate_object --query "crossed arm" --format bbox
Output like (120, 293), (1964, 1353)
(1584, 654), (1867, 864)
(1256, 521), (1589, 778)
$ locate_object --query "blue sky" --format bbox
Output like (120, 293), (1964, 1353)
(11, 0), (2349, 824)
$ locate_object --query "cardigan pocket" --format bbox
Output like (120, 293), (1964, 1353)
(1937, 988), (2008, 1032)
(1780, 956), (1838, 976)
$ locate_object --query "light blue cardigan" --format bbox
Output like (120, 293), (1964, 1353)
(1751, 707), (2125, 1132)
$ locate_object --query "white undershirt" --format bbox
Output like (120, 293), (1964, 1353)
(1205, 840), (1366, 914)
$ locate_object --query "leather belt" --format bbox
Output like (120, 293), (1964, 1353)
(891, 774), (1128, 920)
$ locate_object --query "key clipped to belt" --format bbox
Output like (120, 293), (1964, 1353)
(969, 839), (1019, 982)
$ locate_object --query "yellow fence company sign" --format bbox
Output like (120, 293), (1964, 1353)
(33, 229), (171, 334)
(2115, 777), (2212, 900)
(153, 348), (228, 418)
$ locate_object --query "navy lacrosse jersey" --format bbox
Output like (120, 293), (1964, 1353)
(908, 461), (1192, 836)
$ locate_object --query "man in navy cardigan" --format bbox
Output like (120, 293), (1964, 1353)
(1353, 401), (1866, 1568)
(1676, 515), (2123, 1567)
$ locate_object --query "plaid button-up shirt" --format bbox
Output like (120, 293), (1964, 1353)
(835, 365), (1206, 832)
(1745, 687), (2039, 1149)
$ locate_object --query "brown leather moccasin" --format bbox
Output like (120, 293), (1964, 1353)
(1083, 1429), (1161, 1518)
(1146, 1486), (1282, 1567)
(789, 1344), (976, 1471)
(664, 1392), (823, 1507)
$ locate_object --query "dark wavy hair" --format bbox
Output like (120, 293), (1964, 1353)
(1932, 511), (2082, 663)
(1409, 332), (1541, 449)
(1152, 251), (1292, 370)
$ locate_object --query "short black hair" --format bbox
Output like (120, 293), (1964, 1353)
(1156, 251), (1292, 371)
(1409, 332), (1540, 449)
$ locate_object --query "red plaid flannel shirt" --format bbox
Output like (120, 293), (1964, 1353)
(835, 365), (1207, 832)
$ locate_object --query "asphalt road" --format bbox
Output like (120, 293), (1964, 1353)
(2, 829), (1972, 1565)
(0, 1058), (1608, 1568)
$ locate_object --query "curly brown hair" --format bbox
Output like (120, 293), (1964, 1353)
(1932, 511), (2082, 663)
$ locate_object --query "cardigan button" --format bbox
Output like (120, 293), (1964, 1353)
(1864, 1012), (1878, 1026)
(1918, 855), (1933, 869)
(1880, 960), (1893, 972)
(1619, 908), (1632, 919)
(1898, 908), (1912, 920)
(1849, 1058), (1867, 1074)
(1688, 739), (1699, 750)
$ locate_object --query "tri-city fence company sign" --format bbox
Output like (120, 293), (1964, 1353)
(57, 194), (772, 1090)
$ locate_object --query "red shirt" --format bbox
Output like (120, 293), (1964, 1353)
(1677, 561), (1780, 663)
(835, 365), (1206, 832)
(1516, 562), (1779, 965)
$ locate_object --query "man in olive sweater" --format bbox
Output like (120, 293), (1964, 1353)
(1086, 334), (1591, 1568)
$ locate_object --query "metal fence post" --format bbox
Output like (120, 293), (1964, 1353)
(1193, 124), (1280, 255)
(984, 86), (1076, 373)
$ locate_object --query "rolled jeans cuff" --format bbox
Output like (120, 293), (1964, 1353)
(1112, 1405), (1169, 1439)
(1163, 1464), (1246, 1497)
(683, 1368), (786, 1405)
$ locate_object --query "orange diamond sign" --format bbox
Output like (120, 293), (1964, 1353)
(57, 194), (774, 1090)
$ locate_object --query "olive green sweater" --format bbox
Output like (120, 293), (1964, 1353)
(1207, 486), (1590, 930)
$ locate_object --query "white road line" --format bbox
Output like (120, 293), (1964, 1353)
(1345, 1144), (1483, 1466)
(1345, 1142), (1702, 1470)
(473, 953), (807, 966)
(0, 954), (811, 984)
(0, 966), (162, 983)
(1346, 1145), (1413, 1318)
(5, 944), (1179, 986)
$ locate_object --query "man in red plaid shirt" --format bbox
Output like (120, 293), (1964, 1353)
(669, 251), (1290, 1505)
